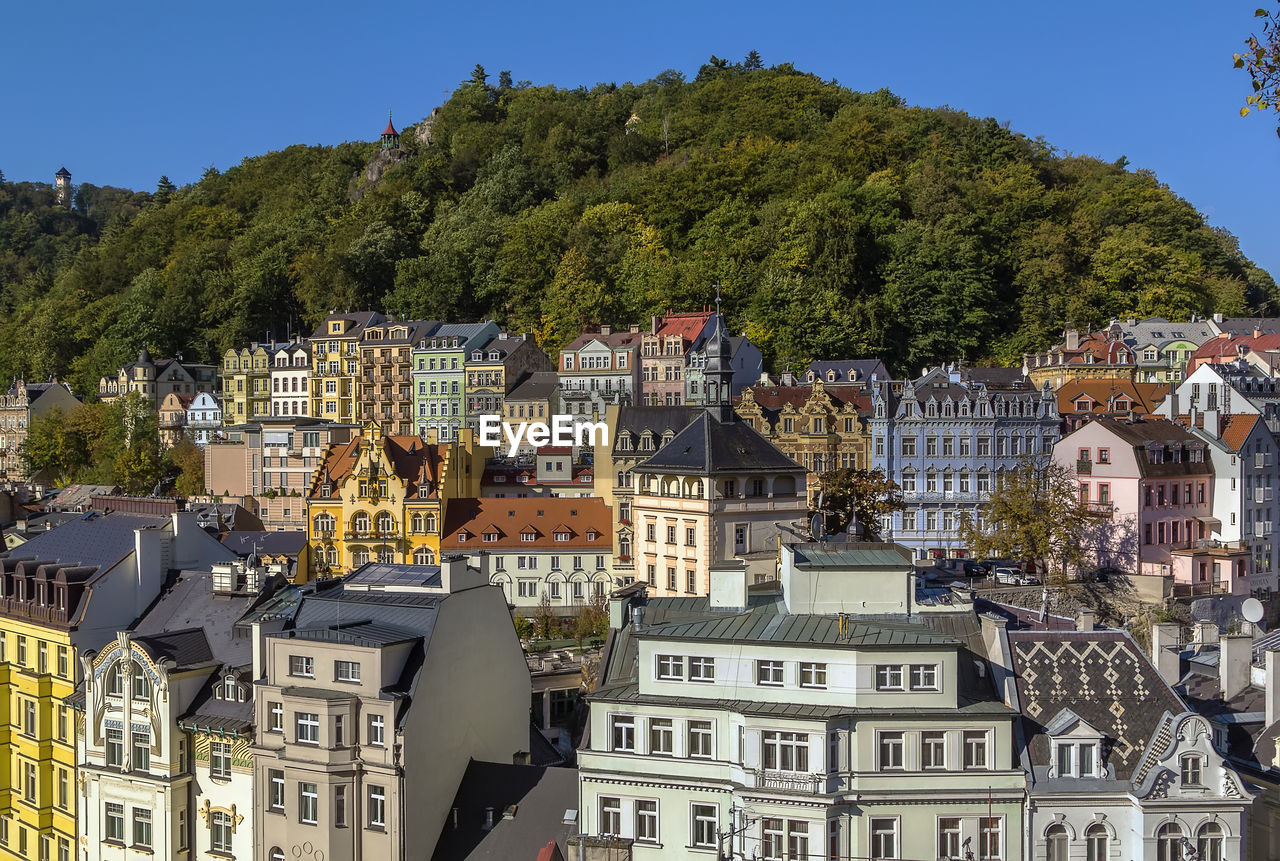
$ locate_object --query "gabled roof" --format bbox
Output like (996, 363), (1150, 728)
(1007, 629), (1186, 779)
(309, 311), (385, 340)
(805, 359), (889, 382)
(634, 411), (802, 475)
(1055, 379), (1167, 415)
(507, 371), (560, 401)
(614, 405), (695, 438)
(561, 330), (642, 352)
(309, 430), (447, 499)
(132, 628), (215, 669)
(440, 497), (612, 551)
(651, 311), (714, 345)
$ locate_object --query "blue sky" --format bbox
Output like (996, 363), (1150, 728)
(2, 0), (1276, 276)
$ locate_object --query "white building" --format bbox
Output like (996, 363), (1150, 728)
(577, 544), (1026, 860)
(270, 342), (311, 418)
(186, 392), (223, 446)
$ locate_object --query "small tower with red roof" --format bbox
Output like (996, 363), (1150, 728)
(380, 112), (400, 151)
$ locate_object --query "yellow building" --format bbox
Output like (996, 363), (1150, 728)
(219, 344), (274, 425)
(306, 423), (481, 576)
(308, 312), (384, 422)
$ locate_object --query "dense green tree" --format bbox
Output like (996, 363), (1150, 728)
(815, 467), (905, 539)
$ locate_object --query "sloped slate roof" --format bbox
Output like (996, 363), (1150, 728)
(132, 628), (215, 669)
(634, 412), (801, 474)
(220, 530), (307, 558)
(14, 513), (168, 571)
(131, 570), (256, 667)
(637, 603), (957, 648)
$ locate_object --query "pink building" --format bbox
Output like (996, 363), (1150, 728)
(1056, 417), (1250, 594)
(639, 311), (716, 406)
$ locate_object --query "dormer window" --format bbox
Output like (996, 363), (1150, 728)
(1054, 740), (1098, 777)
(1180, 753), (1203, 786)
(554, 531), (570, 542)
(483, 531), (499, 542)
(457, 531), (469, 543)
(521, 531), (537, 542)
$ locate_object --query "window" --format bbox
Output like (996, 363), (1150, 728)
(688, 720), (713, 758)
(870, 818), (898, 860)
(878, 732), (904, 770)
(756, 660), (784, 686)
(132, 808), (152, 849)
(666, 525), (677, 544)
(939, 817), (962, 858)
(105, 804), (125, 842)
(649, 718), (674, 755)
(1180, 753), (1203, 786)
(269, 701), (283, 732)
(910, 664), (938, 690)
(964, 731), (989, 769)
(691, 804), (717, 849)
(634, 799), (659, 843)
(58, 770), (67, 809)
(210, 811), (233, 853)
(210, 741), (232, 778)
(922, 732), (946, 769)
(368, 713), (385, 746)
(689, 656), (715, 682)
(787, 821), (809, 859)
(106, 728), (124, 766)
(335, 660), (361, 682)
(367, 785), (386, 828)
(132, 664), (148, 699)
(980, 817), (1002, 861)
(289, 655), (314, 677)
(762, 818), (785, 860)
(800, 662), (827, 689)
(1085, 823), (1110, 861)
(296, 712), (320, 744)
(763, 731), (809, 772)
(656, 654), (683, 680)
(300, 783), (319, 825)
(269, 769), (285, 811)
(1044, 823), (1069, 861)
(1197, 822), (1223, 861)
(875, 664), (904, 690)
(600, 797), (621, 836)
(611, 715), (636, 751)
(106, 660), (121, 694)
(132, 731), (150, 770)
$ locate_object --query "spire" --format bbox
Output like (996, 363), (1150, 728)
(705, 283), (735, 421)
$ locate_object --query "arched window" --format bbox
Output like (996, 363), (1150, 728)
(413, 548), (435, 565)
(375, 512), (395, 535)
(411, 513), (424, 534)
(351, 547), (369, 568)
(1085, 824), (1109, 861)
(376, 545), (395, 564)
(1197, 822), (1224, 861)
(326, 546), (338, 566)
(690, 480), (703, 498)
(270, 849), (285, 861)
(106, 663), (124, 696)
(1046, 824), (1069, 861)
(426, 513), (438, 533)
(224, 676), (238, 700)
(313, 513), (335, 534)
(132, 663), (149, 699)
(1156, 823), (1184, 861)
(351, 512), (371, 534)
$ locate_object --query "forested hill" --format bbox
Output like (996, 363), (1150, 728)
(1, 58), (1274, 397)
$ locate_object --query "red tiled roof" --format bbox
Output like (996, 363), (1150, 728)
(1055, 379), (1167, 415)
(440, 497), (612, 551)
(309, 433), (446, 499)
(382, 119), (398, 136)
(653, 311), (714, 344)
(1191, 332), (1280, 361)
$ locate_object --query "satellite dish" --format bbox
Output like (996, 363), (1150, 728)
(1243, 597), (1265, 626)
(810, 513), (826, 540)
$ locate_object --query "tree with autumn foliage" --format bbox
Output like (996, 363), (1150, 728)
(1236, 4), (1280, 136)
(815, 467), (905, 539)
(959, 456), (1092, 584)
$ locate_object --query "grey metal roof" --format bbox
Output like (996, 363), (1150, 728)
(283, 620), (421, 648)
(178, 664), (254, 734)
(614, 405), (696, 437)
(220, 530), (307, 558)
(637, 602), (958, 648)
(11, 512), (169, 571)
(805, 359), (889, 381)
(132, 628), (215, 669)
(131, 570), (256, 667)
(634, 411), (802, 475)
(791, 542), (913, 569)
(346, 563), (442, 589)
(506, 371), (560, 401)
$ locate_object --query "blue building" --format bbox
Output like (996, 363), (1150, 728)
(869, 365), (1061, 559)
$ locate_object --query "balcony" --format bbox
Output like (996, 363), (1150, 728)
(748, 769), (825, 794)
(1076, 459), (1092, 475)
(343, 530), (402, 541)
(1086, 502), (1115, 516)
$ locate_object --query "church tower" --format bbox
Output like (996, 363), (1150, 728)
(54, 166), (72, 207)
(704, 290), (735, 422)
(380, 112), (400, 151)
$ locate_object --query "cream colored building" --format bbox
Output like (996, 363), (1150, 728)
(578, 543), (1025, 860)
(251, 559), (529, 861)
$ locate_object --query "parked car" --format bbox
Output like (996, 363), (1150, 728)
(993, 566), (1038, 586)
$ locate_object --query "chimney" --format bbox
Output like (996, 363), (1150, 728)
(1202, 409), (1220, 439)
(1065, 328), (1080, 351)
(600, 325), (611, 336)
(1193, 619), (1220, 651)
(1267, 648), (1280, 729)
(1214, 312), (1224, 323)
(1255, 327), (1263, 340)
(483, 807), (495, 831)
(1076, 609), (1096, 632)
(709, 559), (749, 610)
(1150, 622), (1184, 685)
(1220, 633), (1253, 700)
(630, 605), (645, 632)
(651, 315), (660, 334)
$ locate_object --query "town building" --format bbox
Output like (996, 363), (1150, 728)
(1208, 313), (1280, 337)
(218, 530), (310, 583)
(0, 504), (235, 861)
(186, 392), (222, 446)
(577, 542), (1025, 861)
(595, 405), (694, 585)
(632, 322), (807, 596)
(269, 341), (312, 418)
(0, 379), (79, 480)
(75, 569), (260, 861)
(204, 419), (359, 531)
(221, 343), (289, 425)
(1189, 329), (1280, 377)
(735, 378), (872, 502)
(440, 496), (613, 610)
(1053, 378), (1168, 432)
(558, 327), (642, 418)
(358, 319), (438, 436)
(803, 359), (890, 386)
(499, 372), (562, 455)
(464, 331), (550, 426)
(433, 762), (579, 861)
(684, 333), (762, 406)
(251, 559), (530, 861)
(1172, 359), (1280, 430)
(158, 392), (194, 448)
(1120, 316), (1216, 383)
(481, 447), (595, 498)
(1024, 326), (1138, 389)
(639, 311), (716, 406)
(305, 423), (482, 576)
(412, 322), (500, 441)
(1003, 621), (1253, 861)
(1055, 417), (1249, 593)
(309, 312), (385, 423)
(97, 350), (217, 408)
(871, 365), (1061, 560)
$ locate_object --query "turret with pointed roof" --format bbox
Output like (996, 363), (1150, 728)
(381, 112), (400, 150)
